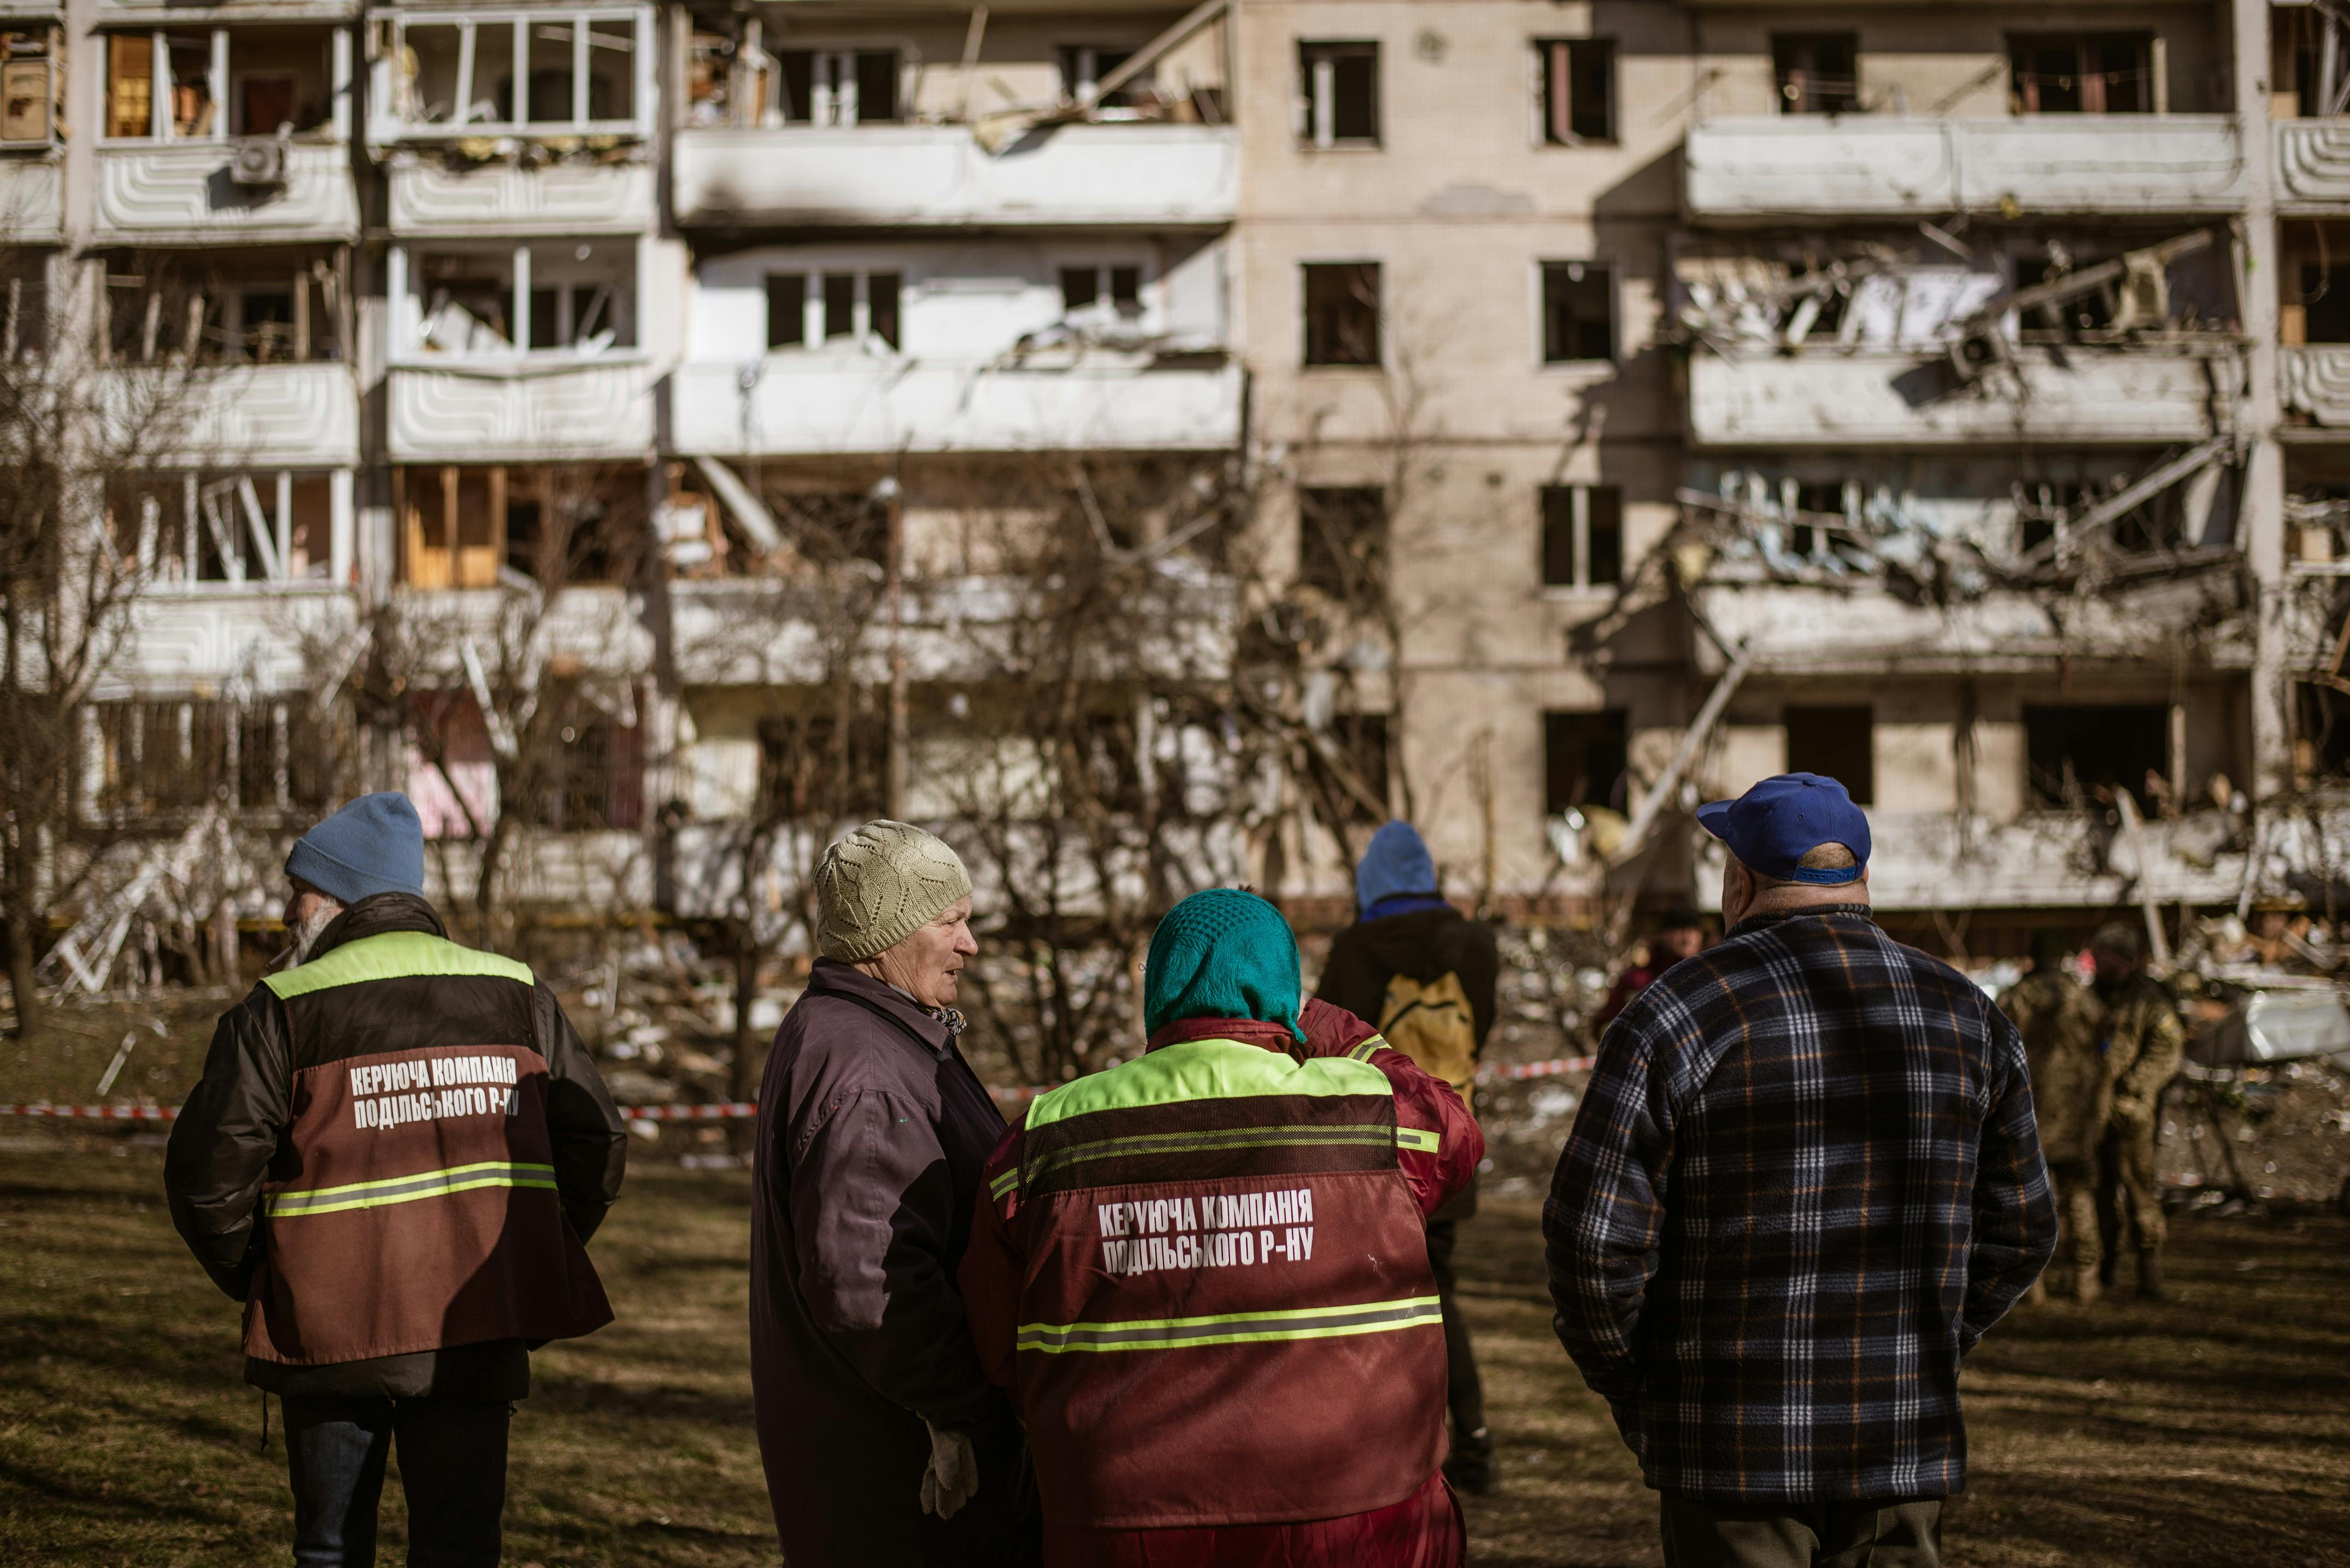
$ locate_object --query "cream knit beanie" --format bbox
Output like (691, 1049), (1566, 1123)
(814, 820), (973, 962)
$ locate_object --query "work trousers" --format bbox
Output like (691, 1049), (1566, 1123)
(1423, 1217), (1487, 1439)
(1658, 1496), (1941, 1568)
(282, 1393), (512, 1568)
(2046, 1159), (2103, 1287)
(2097, 1107), (2167, 1255)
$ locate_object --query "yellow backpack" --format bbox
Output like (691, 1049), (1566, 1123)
(1378, 971), (1479, 1111)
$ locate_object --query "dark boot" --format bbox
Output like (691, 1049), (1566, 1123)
(1443, 1426), (1497, 1496)
(2136, 1248), (2166, 1301)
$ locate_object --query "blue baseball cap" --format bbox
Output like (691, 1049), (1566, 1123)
(1695, 773), (1871, 885)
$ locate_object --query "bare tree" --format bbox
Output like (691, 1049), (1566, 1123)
(0, 254), (216, 1036)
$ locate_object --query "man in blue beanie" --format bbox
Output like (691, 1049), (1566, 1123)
(1314, 821), (1502, 1493)
(167, 792), (627, 1568)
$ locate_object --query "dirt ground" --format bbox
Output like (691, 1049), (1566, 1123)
(2, 1135), (2345, 1567)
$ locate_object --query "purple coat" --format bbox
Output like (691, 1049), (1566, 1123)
(750, 959), (1039, 1566)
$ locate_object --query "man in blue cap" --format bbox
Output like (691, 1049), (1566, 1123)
(167, 792), (626, 1568)
(1543, 774), (2055, 1568)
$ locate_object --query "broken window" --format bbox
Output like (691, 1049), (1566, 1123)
(2010, 35), (2152, 115)
(0, 29), (57, 146)
(409, 241), (634, 357)
(1297, 486), (1386, 598)
(1785, 706), (1873, 805)
(1298, 41), (1378, 148)
(1772, 34), (1859, 116)
(1542, 261), (1614, 363)
(1541, 485), (1622, 589)
(388, 10), (638, 136)
(1060, 45), (1141, 109)
(92, 698), (336, 823)
(108, 470), (334, 585)
(398, 464), (641, 588)
(761, 270), (900, 352)
(1544, 709), (1629, 816)
(759, 712), (889, 821)
(1303, 262), (1380, 367)
(2025, 704), (2167, 806)
(1060, 264), (1144, 322)
(1788, 481), (1844, 559)
(773, 49), (900, 125)
(1536, 39), (1614, 144)
(103, 251), (349, 366)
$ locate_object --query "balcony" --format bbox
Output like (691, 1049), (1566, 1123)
(2277, 121), (2350, 213)
(385, 153), (653, 237)
(387, 356), (654, 463)
(1687, 348), (2242, 449)
(0, 157), (61, 240)
(103, 362), (360, 469)
(93, 142), (358, 245)
(1683, 116), (2248, 220)
(672, 353), (1243, 456)
(111, 586), (357, 693)
(671, 123), (1238, 229)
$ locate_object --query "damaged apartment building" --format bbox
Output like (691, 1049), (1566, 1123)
(21, 0), (2350, 948)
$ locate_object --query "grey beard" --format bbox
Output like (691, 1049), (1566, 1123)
(290, 903), (344, 964)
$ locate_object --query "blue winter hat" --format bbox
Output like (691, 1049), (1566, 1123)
(1695, 773), (1871, 885)
(1143, 889), (1305, 1044)
(1354, 820), (1438, 918)
(286, 793), (428, 905)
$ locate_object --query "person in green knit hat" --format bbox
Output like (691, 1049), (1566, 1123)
(959, 888), (1485, 1566)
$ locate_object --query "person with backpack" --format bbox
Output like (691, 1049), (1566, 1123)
(1313, 820), (1501, 1494)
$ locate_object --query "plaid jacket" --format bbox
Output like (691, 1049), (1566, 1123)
(1543, 905), (2054, 1501)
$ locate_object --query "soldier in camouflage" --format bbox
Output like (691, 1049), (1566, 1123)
(2087, 923), (2188, 1301)
(2000, 929), (2111, 1301)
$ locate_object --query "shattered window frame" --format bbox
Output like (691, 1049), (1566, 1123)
(377, 6), (650, 143)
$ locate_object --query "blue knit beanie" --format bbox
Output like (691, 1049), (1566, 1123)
(1355, 820), (1438, 918)
(286, 793), (428, 906)
(1143, 889), (1305, 1044)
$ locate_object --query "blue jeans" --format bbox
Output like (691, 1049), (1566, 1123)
(281, 1395), (511, 1568)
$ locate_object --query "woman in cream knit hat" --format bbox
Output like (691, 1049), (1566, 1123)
(747, 821), (1042, 1567)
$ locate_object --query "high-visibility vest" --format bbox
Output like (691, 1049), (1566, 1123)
(983, 1037), (1446, 1529)
(248, 931), (610, 1366)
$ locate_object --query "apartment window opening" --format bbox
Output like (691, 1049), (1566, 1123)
(2010, 35), (2152, 115)
(1303, 261), (1380, 367)
(1541, 261), (1615, 363)
(391, 11), (637, 137)
(1297, 486), (1386, 598)
(0, 29), (55, 146)
(774, 49), (900, 125)
(1772, 34), (1859, 116)
(1059, 45), (1141, 109)
(1537, 39), (1614, 143)
(1540, 485), (1623, 589)
(1784, 704), (1874, 804)
(1060, 264), (1144, 321)
(2024, 704), (2168, 806)
(765, 273), (805, 349)
(1299, 41), (1378, 148)
(1544, 709), (1629, 816)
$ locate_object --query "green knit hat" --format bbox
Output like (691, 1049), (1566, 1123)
(1143, 889), (1305, 1043)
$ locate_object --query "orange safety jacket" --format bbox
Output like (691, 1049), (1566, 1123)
(960, 1001), (1482, 1532)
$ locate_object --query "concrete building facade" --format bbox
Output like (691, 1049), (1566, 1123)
(17, 0), (2342, 942)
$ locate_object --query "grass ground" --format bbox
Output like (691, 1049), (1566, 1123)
(1, 1143), (2345, 1566)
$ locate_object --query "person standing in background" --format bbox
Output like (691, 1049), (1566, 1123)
(2000, 929), (2111, 1301)
(1593, 906), (1708, 1030)
(1314, 820), (1501, 1495)
(2086, 923), (2187, 1302)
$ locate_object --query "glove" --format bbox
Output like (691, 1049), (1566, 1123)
(919, 1419), (978, 1520)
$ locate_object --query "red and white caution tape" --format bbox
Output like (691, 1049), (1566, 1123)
(1, 1057), (1601, 1129)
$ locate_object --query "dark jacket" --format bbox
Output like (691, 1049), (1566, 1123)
(749, 959), (1038, 1568)
(1544, 905), (2055, 1501)
(164, 893), (626, 1400)
(960, 999), (1479, 1545)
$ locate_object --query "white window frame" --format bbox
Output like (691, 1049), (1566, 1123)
(99, 23), (353, 146)
(0, 28), (60, 150)
(368, 5), (654, 145)
(762, 268), (902, 355)
(1296, 39), (1379, 150)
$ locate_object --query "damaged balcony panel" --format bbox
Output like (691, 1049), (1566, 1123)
(1684, 115), (2249, 220)
(1688, 348), (2243, 448)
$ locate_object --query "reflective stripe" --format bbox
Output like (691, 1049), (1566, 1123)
(1016, 1295), (1442, 1354)
(1346, 1035), (1389, 1062)
(1025, 1040), (1391, 1131)
(1028, 1123), (1396, 1183)
(1396, 1126), (1440, 1154)
(264, 932), (535, 1000)
(266, 1160), (558, 1218)
(989, 1165), (1020, 1201)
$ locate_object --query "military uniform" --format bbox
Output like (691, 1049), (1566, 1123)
(2001, 967), (2110, 1296)
(2094, 975), (2187, 1277)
